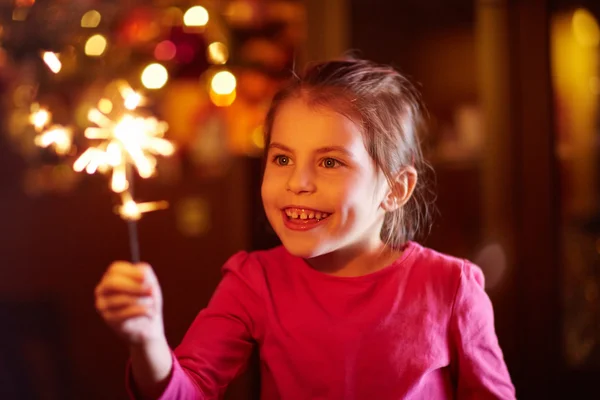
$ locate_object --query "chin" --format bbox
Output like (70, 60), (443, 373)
(279, 237), (331, 259)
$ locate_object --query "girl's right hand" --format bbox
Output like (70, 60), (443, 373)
(95, 262), (166, 345)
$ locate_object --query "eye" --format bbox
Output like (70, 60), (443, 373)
(273, 155), (291, 166)
(320, 157), (342, 169)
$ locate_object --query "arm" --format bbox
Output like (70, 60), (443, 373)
(450, 261), (516, 399)
(129, 338), (173, 399)
(127, 252), (261, 400)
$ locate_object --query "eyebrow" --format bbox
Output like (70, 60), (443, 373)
(268, 142), (354, 157)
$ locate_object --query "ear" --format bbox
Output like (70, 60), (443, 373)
(381, 166), (418, 212)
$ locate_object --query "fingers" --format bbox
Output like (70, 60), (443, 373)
(103, 304), (153, 324)
(96, 272), (152, 298)
(109, 261), (146, 282)
(96, 294), (154, 313)
(94, 262), (166, 345)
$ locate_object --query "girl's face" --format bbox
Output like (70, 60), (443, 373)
(261, 97), (391, 259)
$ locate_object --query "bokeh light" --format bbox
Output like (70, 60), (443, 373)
(154, 40), (177, 61)
(81, 10), (101, 28)
(209, 90), (236, 107)
(98, 98), (113, 114)
(210, 70), (236, 95)
(207, 42), (229, 64)
(573, 8), (600, 47)
(141, 63), (169, 89)
(85, 34), (108, 56)
(183, 6), (209, 27)
(42, 51), (61, 73)
(251, 126), (265, 149)
(29, 107), (50, 131)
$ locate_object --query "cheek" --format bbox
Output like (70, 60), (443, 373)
(330, 175), (385, 214)
(261, 169), (282, 203)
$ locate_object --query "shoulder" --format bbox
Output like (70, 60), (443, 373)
(220, 246), (291, 284)
(408, 242), (484, 293)
(222, 246), (288, 272)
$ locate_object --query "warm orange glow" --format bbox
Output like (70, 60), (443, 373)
(85, 34), (108, 56)
(207, 42), (228, 64)
(42, 51), (61, 73)
(75, 98), (174, 193)
(209, 89), (236, 107)
(117, 82), (145, 110)
(211, 70), (236, 95)
(34, 125), (72, 155)
(183, 6), (209, 27)
(29, 107), (50, 131)
(572, 8), (600, 47)
(81, 10), (101, 28)
(98, 98), (113, 114)
(141, 63), (168, 89)
(552, 11), (600, 214)
(117, 192), (169, 221)
(251, 125), (265, 149)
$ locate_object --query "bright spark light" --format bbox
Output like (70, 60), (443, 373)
(42, 51), (62, 73)
(73, 85), (174, 193)
(34, 125), (73, 155)
(29, 107), (51, 131)
(118, 83), (145, 110)
(116, 191), (169, 221)
(30, 105), (73, 155)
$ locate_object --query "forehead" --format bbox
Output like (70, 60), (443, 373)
(270, 97), (365, 150)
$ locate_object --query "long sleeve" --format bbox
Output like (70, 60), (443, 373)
(127, 251), (262, 400)
(450, 261), (516, 399)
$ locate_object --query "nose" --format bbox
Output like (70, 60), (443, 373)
(286, 164), (316, 195)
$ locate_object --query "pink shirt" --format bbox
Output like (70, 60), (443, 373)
(128, 242), (515, 399)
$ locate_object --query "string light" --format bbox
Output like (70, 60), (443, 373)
(183, 6), (209, 27)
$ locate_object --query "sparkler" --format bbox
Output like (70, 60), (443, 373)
(73, 82), (175, 262)
(30, 105), (73, 156)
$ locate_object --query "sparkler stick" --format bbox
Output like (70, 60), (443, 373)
(126, 164), (140, 263)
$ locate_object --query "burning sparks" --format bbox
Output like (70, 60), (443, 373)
(29, 107), (51, 131)
(73, 85), (175, 194)
(117, 192), (169, 221)
(30, 104), (73, 155)
(42, 51), (62, 73)
(34, 125), (73, 155)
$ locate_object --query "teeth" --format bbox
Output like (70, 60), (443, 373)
(284, 208), (329, 220)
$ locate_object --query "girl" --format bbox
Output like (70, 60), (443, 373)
(95, 59), (516, 399)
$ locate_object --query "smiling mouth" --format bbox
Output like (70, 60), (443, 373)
(283, 207), (330, 221)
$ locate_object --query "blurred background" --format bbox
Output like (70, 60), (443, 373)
(0, 0), (599, 398)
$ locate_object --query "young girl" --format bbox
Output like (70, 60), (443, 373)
(95, 59), (516, 399)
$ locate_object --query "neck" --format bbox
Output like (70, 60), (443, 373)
(306, 240), (403, 277)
